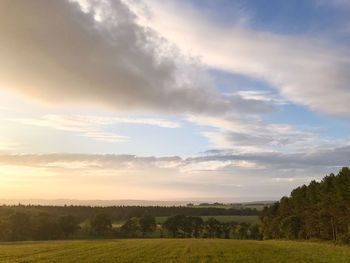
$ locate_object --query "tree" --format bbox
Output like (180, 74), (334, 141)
(163, 215), (186, 238)
(248, 223), (261, 240)
(259, 167), (350, 242)
(90, 213), (112, 236)
(31, 213), (60, 240)
(58, 215), (80, 238)
(280, 216), (301, 239)
(0, 212), (31, 241)
(222, 222), (232, 239)
(204, 218), (220, 238)
(139, 215), (156, 237)
(235, 222), (249, 239)
(190, 216), (204, 238)
(121, 217), (140, 237)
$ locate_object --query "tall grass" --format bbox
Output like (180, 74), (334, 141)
(0, 239), (349, 262)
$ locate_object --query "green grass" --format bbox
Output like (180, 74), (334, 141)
(0, 239), (349, 263)
(193, 203), (269, 211)
(155, 215), (259, 224)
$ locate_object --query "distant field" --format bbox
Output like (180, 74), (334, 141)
(193, 203), (272, 211)
(155, 215), (259, 224)
(0, 239), (349, 263)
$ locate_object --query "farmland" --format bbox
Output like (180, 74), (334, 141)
(0, 239), (349, 263)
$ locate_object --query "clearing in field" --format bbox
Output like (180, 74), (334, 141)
(0, 239), (349, 263)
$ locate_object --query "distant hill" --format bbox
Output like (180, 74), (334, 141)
(0, 199), (275, 207)
(0, 199), (191, 207)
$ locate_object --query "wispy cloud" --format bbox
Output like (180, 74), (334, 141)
(0, 138), (21, 152)
(236, 90), (288, 105)
(6, 114), (180, 131)
(188, 115), (316, 152)
(5, 114), (180, 143)
(83, 132), (129, 143)
(136, 0), (350, 116)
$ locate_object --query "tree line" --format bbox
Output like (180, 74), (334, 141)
(161, 215), (260, 239)
(0, 212), (80, 241)
(0, 211), (260, 241)
(0, 205), (259, 221)
(260, 167), (350, 243)
(117, 215), (260, 239)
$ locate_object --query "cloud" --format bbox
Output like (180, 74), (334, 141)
(112, 117), (180, 128)
(0, 0), (231, 116)
(187, 145), (350, 170)
(236, 90), (288, 105)
(1, 144), (349, 174)
(5, 114), (182, 143)
(0, 138), (21, 152)
(136, 0), (350, 116)
(83, 132), (129, 143)
(188, 115), (316, 152)
(0, 153), (182, 169)
(0, 148), (348, 200)
(6, 114), (180, 131)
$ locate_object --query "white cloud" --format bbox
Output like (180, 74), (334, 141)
(135, 0), (350, 116)
(6, 114), (180, 131)
(236, 90), (288, 105)
(83, 132), (129, 143)
(112, 117), (180, 128)
(0, 138), (21, 152)
(5, 114), (182, 143)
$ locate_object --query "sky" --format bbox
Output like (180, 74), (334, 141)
(1, 0), (350, 202)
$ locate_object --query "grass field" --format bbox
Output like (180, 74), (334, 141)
(155, 215), (259, 224)
(0, 239), (349, 263)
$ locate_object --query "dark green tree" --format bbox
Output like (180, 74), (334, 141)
(204, 218), (220, 238)
(222, 222), (232, 239)
(121, 217), (140, 237)
(190, 216), (204, 238)
(90, 213), (112, 236)
(31, 213), (60, 240)
(280, 216), (301, 239)
(163, 215), (186, 238)
(139, 215), (156, 237)
(0, 212), (31, 241)
(58, 215), (80, 238)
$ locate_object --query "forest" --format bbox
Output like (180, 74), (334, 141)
(260, 167), (350, 243)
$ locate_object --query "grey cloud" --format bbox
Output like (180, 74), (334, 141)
(222, 132), (293, 147)
(199, 117), (314, 150)
(0, 0), (231, 115)
(1, 146), (349, 172)
(187, 146), (350, 170)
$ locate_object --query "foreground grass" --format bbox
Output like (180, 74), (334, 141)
(0, 239), (349, 263)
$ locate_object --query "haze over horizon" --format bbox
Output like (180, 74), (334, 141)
(1, 0), (350, 202)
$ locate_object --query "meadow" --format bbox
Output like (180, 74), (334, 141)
(0, 239), (349, 263)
